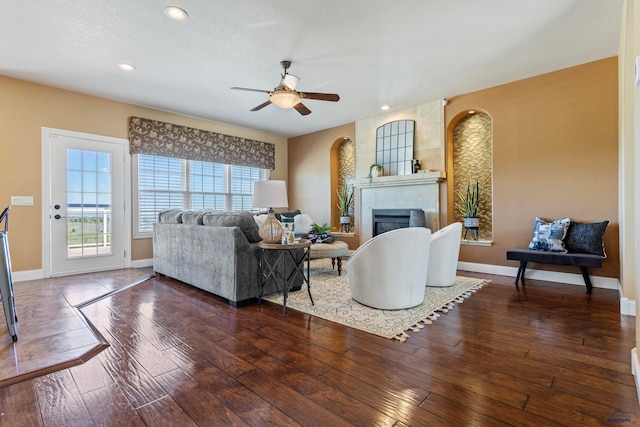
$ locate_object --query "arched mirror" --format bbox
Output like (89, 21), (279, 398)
(375, 120), (415, 176)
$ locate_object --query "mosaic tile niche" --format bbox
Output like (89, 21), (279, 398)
(338, 139), (356, 231)
(452, 113), (493, 241)
(338, 138), (356, 191)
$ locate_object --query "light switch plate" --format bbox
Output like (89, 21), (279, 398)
(11, 196), (34, 206)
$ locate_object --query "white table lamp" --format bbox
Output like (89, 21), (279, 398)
(253, 180), (289, 243)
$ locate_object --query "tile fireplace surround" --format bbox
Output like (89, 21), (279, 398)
(352, 171), (445, 243)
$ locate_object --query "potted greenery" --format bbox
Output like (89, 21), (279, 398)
(309, 222), (335, 243)
(455, 178), (485, 229)
(367, 163), (383, 183)
(337, 185), (354, 227)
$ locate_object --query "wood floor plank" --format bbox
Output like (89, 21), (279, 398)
(155, 368), (249, 426)
(81, 384), (145, 427)
(237, 368), (353, 427)
(135, 395), (198, 427)
(69, 355), (114, 395)
(93, 339), (167, 409)
(32, 370), (93, 427)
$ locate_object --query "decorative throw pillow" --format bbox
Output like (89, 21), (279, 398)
(564, 220), (609, 257)
(274, 210), (301, 220)
(293, 214), (314, 236)
(203, 211), (262, 243)
(253, 214), (268, 227)
(528, 217), (570, 252)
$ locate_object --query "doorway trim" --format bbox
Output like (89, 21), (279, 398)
(41, 127), (132, 278)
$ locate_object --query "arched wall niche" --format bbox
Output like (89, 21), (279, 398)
(446, 109), (493, 242)
(330, 137), (355, 229)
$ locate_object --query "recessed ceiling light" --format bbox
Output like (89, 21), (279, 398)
(164, 6), (188, 20)
(381, 105), (391, 111)
(118, 63), (136, 71)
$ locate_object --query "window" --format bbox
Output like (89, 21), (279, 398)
(134, 154), (268, 237)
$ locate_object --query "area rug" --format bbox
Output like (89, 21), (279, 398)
(264, 259), (489, 342)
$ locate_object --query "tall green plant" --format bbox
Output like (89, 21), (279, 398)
(456, 177), (488, 218)
(336, 185), (354, 216)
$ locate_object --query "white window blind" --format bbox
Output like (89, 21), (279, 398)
(134, 154), (267, 237)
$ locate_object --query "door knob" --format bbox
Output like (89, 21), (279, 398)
(54, 214), (66, 220)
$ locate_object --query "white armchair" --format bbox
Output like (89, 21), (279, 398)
(347, 227), (431, 310)
(426, 222), (462, 287)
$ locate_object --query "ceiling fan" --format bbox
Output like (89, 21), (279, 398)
(231, 60), (340, 116)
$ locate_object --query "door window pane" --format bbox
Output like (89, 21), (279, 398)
(66, 149), (112, 258)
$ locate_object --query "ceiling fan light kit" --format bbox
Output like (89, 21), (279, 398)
(231, 60), (339, 115)
(270, 90), (301, 108)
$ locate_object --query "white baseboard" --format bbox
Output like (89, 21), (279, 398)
(131, 258), (153, 269)
(12, 269), (45, 283)
(620, 294), (637, 316)
(457, 261), (634, 316)
(632, 349), (640, 406)
(12, 259), (153, 283)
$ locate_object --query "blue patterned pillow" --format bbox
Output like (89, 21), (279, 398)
(528, 217), (570, 252)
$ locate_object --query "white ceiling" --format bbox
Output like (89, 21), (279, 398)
(0, 0), (623, 138)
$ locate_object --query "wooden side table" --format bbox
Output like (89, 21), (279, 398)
(258, 240), (313, 316)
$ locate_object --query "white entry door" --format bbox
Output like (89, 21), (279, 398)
(45, 130), (129, 276)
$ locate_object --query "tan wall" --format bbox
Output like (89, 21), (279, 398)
(288, 123), (356, 228)
(0, 76), (288, 272)
(445, 57), (619, 278)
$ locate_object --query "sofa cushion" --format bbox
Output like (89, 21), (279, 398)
(528, 217), (570, 253)
(158, 209), (183, 224)
(203, 211), (262, 243)
(182, 210), (211, 225)
(565, 220), (609, 257)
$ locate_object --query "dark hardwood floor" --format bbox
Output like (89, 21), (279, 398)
(0, 267), (638, 426)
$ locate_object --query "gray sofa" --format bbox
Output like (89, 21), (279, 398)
(153, 210), (303, 306)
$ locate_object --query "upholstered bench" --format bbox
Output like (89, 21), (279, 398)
(506, 248), (602, 294)
(309, 240), (349, 275)
(507, 218), (608, 294)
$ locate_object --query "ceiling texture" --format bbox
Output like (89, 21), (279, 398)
(0, 0), (624, 138)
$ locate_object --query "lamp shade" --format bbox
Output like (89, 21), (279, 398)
(252, 180), (289, 209)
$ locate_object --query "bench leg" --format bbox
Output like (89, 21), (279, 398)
(580, 267), (593, 294)
(336, 257), (343, 276)
(515, 261), (527, 285)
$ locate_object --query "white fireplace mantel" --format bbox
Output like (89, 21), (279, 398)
(351, 170), (445, 189)
(352, 171), (446, 243)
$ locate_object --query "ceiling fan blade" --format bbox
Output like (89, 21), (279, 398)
(294, 103), (311, 116)
(231, 87), (271, 94)
(299, 92), (340, 102)
(251, 100), (272, 111)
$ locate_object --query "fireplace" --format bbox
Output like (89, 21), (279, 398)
(372, 209), (422, 237)
(352, 171), (445, 243)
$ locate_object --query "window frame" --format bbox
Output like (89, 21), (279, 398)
(132, 154), (268, 239)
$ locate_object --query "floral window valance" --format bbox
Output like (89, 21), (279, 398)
(127, 116), (276, 170)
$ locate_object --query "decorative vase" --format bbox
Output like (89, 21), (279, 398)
(464, 217), (479, 229)
(340, 216), (351, 224)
